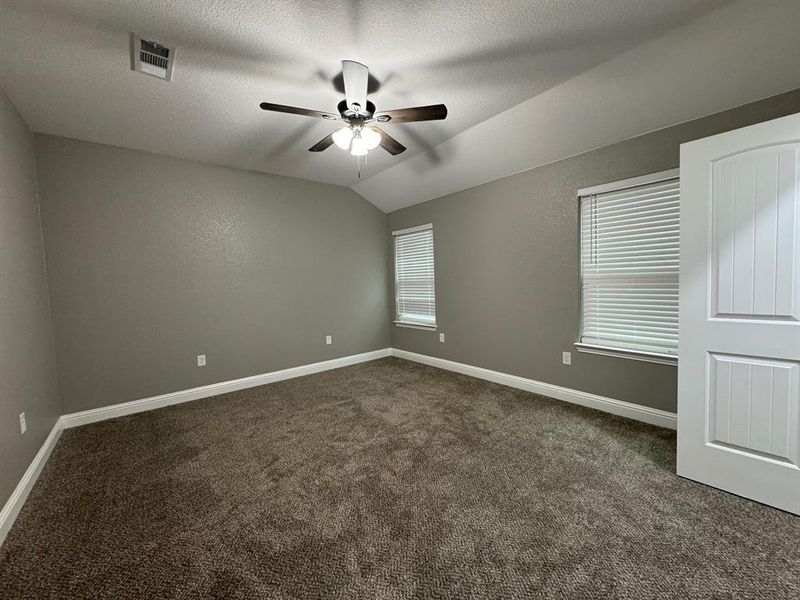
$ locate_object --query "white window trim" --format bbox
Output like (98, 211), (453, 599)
(392, 223), (433, 236)
(393, 223), (436, 330)
(577, 168), (679, 197)
(574, 343), (678, 366)
(393, 321), (437, 331)
(577, 169), (680, 363)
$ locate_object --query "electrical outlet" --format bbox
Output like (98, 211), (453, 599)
(562, 351), (572, 366)
(19, 412), (26, 435)
(439, 333), (445, 343)
(197, 354), (206, 367)
(326, 335), (332, 345)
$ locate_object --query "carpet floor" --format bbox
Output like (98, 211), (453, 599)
(0, 357), (798, 599)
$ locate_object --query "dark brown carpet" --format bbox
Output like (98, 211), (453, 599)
(0, 357), (798, 599)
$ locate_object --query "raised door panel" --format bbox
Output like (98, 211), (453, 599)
(708, 353), (799, 466)
(711, 144), (799, 321)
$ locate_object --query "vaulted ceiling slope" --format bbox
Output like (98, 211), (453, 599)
(355, 0), (800, 211)
(0, 1), (724, 190)
(1, 1), (798, 213)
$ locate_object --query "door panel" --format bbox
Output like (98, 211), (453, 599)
(708, 353), (799, 464)
(678, 113), (800, 514)
(711, 144), (800, 320)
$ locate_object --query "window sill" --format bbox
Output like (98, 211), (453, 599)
(394, 321), (437, 331)
(574, 343), (677, 366)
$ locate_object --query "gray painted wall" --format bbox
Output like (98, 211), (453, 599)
(388, 88), (800, 413)
(0, 91), (61, 506)
(35, 135), (390, 414)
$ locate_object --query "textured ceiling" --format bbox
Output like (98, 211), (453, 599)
(0, 0), (727, 197)
(355, 0), (800, 211)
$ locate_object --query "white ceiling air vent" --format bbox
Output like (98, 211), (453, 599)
(130, 34), (175, 81)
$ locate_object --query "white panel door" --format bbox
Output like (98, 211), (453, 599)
(678, 113), (800, 514)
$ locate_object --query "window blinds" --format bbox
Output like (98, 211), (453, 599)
(394, 224), (436, 327)
(580, 175), (680, 358)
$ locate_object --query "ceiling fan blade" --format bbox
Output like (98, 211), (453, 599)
(260, 102), (339, 120)
(374, 104), (448, 124)
(342, 60), (368, 114)
(308, 133), (335, 152)
(373, 127), (406, 155)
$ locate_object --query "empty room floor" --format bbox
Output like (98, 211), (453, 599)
(0, 358), (797, 599)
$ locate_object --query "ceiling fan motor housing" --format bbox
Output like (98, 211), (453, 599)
(337, 99), (376, 121)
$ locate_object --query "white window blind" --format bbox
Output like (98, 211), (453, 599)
(394, 224), (436, 327)
(579, 173), (679, 359)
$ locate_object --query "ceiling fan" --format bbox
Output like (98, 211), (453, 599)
(259, 60), (448, 158)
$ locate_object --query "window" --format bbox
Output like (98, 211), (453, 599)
(393, 224), (436, 328)
(578, 170), (679, 362)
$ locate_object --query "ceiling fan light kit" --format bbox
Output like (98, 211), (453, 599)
(332, 125), (381, 155)
(332, 126), (353, 150)
(259, 60), (448, 165)
(360, 127), (381, 149)
(350, 133), (368, 157)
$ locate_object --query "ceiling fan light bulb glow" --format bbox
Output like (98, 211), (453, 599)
(350, 135), (368, 156)
(332, 126), (354, 150)
(361, 127), (381, 150)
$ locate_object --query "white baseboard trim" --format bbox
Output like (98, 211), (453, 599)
(2, 345), (672, 548)
(0, 418), (64, 546)
(1, 348), (391, 548)
(390, 349), (677, 430)
(61, 348), (392, 429)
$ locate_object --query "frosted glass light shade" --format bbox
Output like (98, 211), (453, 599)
(361, 127), (381, 150)
(332, 127), (353, 150)
(350, 134), (368, 156)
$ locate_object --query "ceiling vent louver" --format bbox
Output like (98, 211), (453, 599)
(130, 34), (175, 81)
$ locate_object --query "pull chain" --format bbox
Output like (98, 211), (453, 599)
(357, 152), (368, 179)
